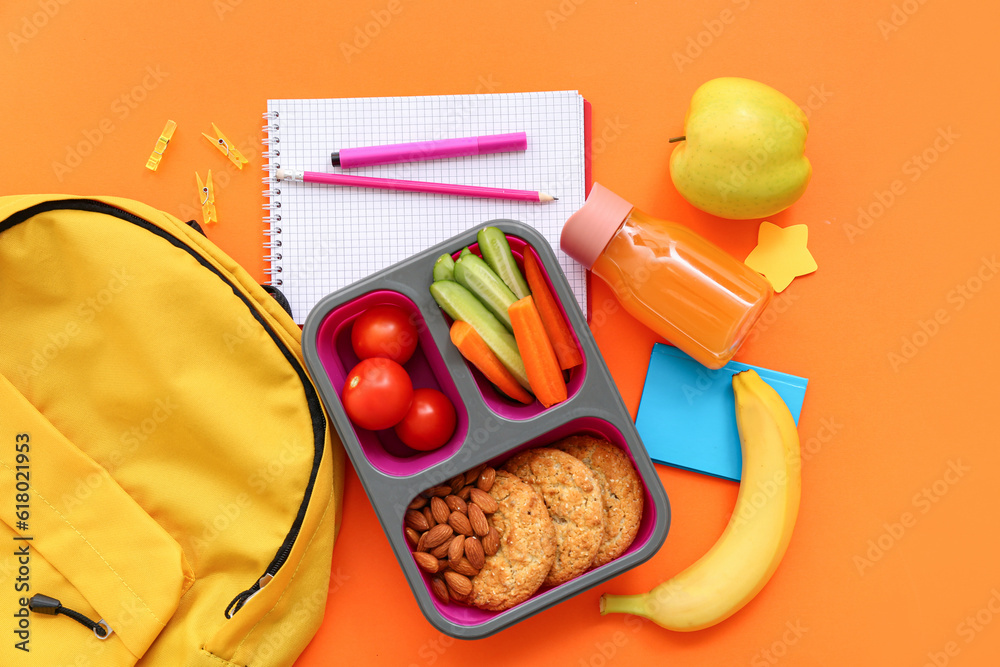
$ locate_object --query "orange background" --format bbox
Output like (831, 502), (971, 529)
(3, 0), (999, 664)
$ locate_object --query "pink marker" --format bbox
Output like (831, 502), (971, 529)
(275, 168), (556, 203)
(330, 132), (527, 168)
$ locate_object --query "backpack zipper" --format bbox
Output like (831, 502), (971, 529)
(1, 199), (327, 619)
(29, 594), (113, 639)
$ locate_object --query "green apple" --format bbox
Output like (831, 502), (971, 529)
(669, 77), (811, 220)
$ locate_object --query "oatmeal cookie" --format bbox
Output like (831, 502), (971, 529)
(502, 448), (604, 585)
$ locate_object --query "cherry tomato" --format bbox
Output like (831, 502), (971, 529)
(341, 358), (413, 431)
(394, 388), (458, 451)
(351, 305), (419, 365)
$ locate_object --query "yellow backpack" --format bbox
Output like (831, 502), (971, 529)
(0, 195), (345, 666)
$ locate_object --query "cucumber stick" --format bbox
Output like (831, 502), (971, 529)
(477, 227), (531, 299)
(432, 253), (455, 282)
(429, 280), (530, 390)
(453, 254), (517, 331)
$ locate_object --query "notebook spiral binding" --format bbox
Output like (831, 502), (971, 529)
(261, 110), (282, 286)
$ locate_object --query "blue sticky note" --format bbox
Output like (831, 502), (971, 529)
(635, 344), (808, 482)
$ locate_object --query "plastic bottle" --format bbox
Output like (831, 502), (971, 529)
(561, 183), (773, 369)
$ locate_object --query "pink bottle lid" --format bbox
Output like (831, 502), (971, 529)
(560, 183), (634, 269)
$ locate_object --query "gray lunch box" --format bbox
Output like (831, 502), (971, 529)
(302, 219), (670, 639)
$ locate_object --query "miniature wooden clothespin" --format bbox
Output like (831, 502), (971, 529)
(196, 170), (218, 226)
(202, 123), (248, 169)
(145, 120), (177, 171)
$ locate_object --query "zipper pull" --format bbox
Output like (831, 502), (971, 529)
(29, 594), (113, 640)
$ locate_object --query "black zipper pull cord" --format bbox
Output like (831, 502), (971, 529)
(29, 594), (113, 639)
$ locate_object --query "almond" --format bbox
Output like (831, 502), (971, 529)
(444, 494), (467, 514)
(408, 496), (428, 510)
(483, 527), (500, 556)
(457, 486), (473, 500)
(449, 474), (467, 494)
(416, 532), (429, 552)
(468, 503), (490, 537)
(447, 534), (465, 563)
(427, 485), (452, 498)
(469, 488), (499, 514)
(464, 464), (487, 487)
(443, 571), (473, 598)
(464, 537), (485, 570)
(405, 509), (430, 533)
(476, 467), (496, 492)
(430, 540), (452, 559)
(413, 551), (439, 574)
(430, 497), (451, 525)
(448, 511), (474, 536)
(422, 507), (436, 528)
(423, 523), (454, 549)
(451, 556), (480, 577)
(405, 527), (420, 549)
(431, 576), (450, 603)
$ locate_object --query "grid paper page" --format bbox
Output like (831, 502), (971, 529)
(264, 91), (587, 324)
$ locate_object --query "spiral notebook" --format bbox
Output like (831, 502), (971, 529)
(262, 91), (589, 324)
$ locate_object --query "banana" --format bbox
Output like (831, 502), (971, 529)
(600, 369), (801, 631)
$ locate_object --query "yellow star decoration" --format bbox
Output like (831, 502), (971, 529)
(744, 222), (818, 293)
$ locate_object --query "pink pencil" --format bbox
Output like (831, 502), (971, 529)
(274, 168), (556, 203)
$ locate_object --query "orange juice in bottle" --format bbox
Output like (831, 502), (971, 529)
(561, 183), (772, 369)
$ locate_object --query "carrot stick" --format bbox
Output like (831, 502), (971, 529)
(450, 321), (534, 404)
(523, 247), (583, 370)
(507, 296), (567, 408)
